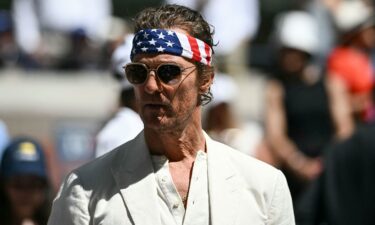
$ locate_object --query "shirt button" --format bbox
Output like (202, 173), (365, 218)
(161, 176), (167, 182)
(172, 203), (179, 209)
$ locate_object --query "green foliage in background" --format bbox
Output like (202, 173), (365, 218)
(112, 0), (163, 19)
(0, 0), (11, 10)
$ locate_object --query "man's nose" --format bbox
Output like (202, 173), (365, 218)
(144, 71), (163, 94)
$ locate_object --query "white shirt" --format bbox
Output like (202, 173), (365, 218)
(0, 120), (9, 166)
(151, 151), (209, 225)
(95, 107), (143, 157)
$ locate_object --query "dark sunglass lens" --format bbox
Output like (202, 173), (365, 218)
(157, 65), (181, 84)
(126, 64), (148, 84)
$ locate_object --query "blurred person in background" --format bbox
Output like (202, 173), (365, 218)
(12, 0), (112, 70)
(297, 126), (375, 225)
(265, 11), (354, 204)
(0, 136), (52, 225)
(0, 120), (9, 164)
(327, 0), (375, 124)
(95, 34), (143, 158)
(0, 11), (17, 68)
(165, 0), (260, 75)
(204, 73), (275, 164)
(296, 87), (375, 225)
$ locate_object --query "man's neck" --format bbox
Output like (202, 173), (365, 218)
(144, 123), (206, 162)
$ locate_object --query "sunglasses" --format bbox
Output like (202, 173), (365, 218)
(124, 63), (196, 85)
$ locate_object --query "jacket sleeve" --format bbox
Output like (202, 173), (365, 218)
(266, 170), (296, 225)
(48, 172), (90, 225)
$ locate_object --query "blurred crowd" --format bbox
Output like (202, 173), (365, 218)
(1, 0), (375, 224)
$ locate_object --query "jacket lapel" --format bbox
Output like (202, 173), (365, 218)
(111, 132), (161, 225)
(206, 134), (240, 225)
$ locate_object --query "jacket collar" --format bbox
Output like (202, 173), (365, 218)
(111, 131), (240, 225)
(111, 131), (161, 225)
(206, 133), (240, 225)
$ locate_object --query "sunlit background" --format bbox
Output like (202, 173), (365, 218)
(1, 0), (374, 199)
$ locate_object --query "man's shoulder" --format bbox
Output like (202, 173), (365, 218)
(213, 139), (277, 170)
(211, 139), (283, 188)
(70, 138), (135, 186)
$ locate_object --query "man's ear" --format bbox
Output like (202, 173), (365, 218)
(199, 71), (215, 93)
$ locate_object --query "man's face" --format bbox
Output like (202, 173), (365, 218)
(132, 53), (200, 131)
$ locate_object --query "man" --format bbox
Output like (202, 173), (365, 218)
(48, 4), (294, 225)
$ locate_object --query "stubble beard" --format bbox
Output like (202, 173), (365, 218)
(142, 96), (198, 133)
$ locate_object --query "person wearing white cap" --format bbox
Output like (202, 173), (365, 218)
(265, 10), (354, 204)
(95, 34), (144, 158)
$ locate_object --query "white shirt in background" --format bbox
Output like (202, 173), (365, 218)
(12, 0), (112, 54)
(95, 107), (143, 157)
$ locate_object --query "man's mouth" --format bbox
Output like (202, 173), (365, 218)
(143, 103), (168, 110)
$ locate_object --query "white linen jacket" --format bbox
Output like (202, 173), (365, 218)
(48, 131), (295, 225)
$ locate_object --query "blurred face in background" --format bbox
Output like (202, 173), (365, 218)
(359, 26), (375, 50)
(279, 47), (310, 75)
(4, 175), (46, 219)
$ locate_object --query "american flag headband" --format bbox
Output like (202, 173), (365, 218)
(130, 29), (213, 66)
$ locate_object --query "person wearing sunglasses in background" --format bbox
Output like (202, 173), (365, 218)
(47, 4), (294, 225)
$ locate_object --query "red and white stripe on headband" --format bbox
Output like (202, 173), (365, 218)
(131, 29), (213, 66)
(175, 32), (212, 66)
